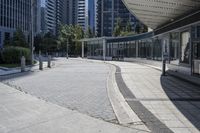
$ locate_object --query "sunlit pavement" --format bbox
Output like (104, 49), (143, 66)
(0, 58), (150, 133)
(0, 83), (146, 133)
(109, 61), (200, 133)
(1, 58), (200, 133)
(1, 58), (116, 122)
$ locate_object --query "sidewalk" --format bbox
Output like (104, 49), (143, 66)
(0, 83), (149, 133)
(109, 61), (200, 133)
(0, 61), (52, 76)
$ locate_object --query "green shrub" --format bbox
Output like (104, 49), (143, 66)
(2, 46), (31, 64)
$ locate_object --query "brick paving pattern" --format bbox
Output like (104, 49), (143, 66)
(2, 59), (117, 123)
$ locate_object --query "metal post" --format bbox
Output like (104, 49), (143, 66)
(66, 39), (69, 59)
(162, 59), (166, 76)
(48, 55), (51, 68)
(30, 0), (35, 65)
(103, 39), (106, 61)
(82, 41), (84, 58)
(21, 56), (26, 72)
(39, 55), (43, 70)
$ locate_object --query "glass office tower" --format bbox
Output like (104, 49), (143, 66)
(46, 0), (65, 34)
(0, 0), (40, 48)
(96, 0), (143, 37)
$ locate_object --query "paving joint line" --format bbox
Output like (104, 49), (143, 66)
(114, 65), (174, 133)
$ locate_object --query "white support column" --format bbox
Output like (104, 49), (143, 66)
(103, 39), (106, 61)
(82, 41), (84, 58)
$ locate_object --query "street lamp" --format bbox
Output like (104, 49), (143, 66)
(30, 0), (35, 65)
(66, 38), (69, 59)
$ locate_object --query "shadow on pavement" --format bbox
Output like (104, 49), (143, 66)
(160, 75), (200, 131)
(0, 70), (35, 81)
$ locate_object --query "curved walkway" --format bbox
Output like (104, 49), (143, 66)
(109, 61), (200, 133)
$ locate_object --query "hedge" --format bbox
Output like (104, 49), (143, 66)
(2, 46), (31, 64)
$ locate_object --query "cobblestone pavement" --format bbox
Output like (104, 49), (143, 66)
(1, 58), (117, 123)
(0, 83), (149, 133)
(109, 61), (200, 133)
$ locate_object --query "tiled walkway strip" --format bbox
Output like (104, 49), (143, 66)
(115, 65), (174, 133)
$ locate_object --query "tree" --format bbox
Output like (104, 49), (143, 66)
(73, 25), (84, 41)
(58, 24), (85, 56)
(58, 24), (74, 56)
(113, 18), (122, 37)
(41, 32), (58, 54)
(142, 25), (148, 33)
(119, 20), (134, 36)
(135, 23), (141, 34)
(126, 20), (132, 33)
(12, 28), (29, 48)
(85, 27), (93, 38)
(34, 34), (43, 53)
(73, 25), (84, 56)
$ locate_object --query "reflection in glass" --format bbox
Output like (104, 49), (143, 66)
(194, 43), (200, 59)
(170, 33), (180, 65)
(181, 32), (190, 64)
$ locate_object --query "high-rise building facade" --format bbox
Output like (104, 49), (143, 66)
(64, 0), (77, 25)
(45, 0), (88, 33)
(34, 0), (41, 35)
(45, 0), (64, 34)
(77, 0), (87, 31)
(41, 7), (47, 34)
(88, 0), (96, 35)
(96, 0), (142, 37)
(0, 0), (40, 48)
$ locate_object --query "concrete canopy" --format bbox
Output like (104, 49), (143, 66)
(122, 0), (200, 29)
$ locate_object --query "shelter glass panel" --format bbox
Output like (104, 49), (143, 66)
(180, 32), (190, 64)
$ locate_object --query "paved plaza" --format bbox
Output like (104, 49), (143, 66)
(0, 83), (147, 133)
(0, 58), (200, 133)
(1, 58), (116, 122)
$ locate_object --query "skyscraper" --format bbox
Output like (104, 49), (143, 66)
(45, 0), (64, 34)
(96, 0), (142, 37)
(45, 0), (88, 34)
(88, 0), (96, 35)
(0, 0), (40, 48)
(77, 0), (87, 31)
(41, 7), (47, 34)
(64, 0), (77, 25)
(34, 0), (42, 35)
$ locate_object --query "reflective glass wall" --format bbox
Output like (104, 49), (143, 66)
(192, 24), (200, 75)
(87, 40), (103, 58)
(170, 32), (180, 65)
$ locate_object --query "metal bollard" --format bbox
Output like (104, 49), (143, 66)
(39, 56), (43, 70)
(21, 56), (26, 72)
(66, 53), (69, 59)
(48, 55), (51, 68)
(162, 59), (166, 76)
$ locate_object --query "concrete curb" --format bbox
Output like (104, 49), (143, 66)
(107, 64), (140, 124)
(77, 58), (150, 131)
(106, 64), (150, 132)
